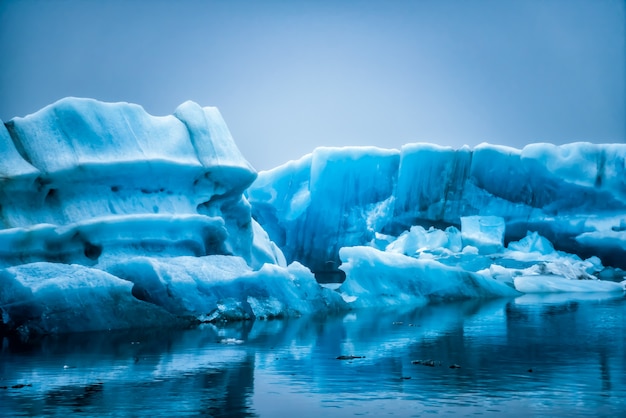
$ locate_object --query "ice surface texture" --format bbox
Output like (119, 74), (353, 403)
(248, 143), (626, 276)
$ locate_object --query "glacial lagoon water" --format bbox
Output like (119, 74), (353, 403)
(1, 294), (625, 417)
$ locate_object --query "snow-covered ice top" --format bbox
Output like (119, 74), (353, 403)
(248, 142), (626, 276)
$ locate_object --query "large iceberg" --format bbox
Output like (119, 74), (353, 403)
(248, 143), (625, 307)
(0, 98), (277, 267)
(0, 98), (342, 336)
(248, 143), (626, 278)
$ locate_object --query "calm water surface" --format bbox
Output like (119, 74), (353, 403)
(1, 293), (625, 417)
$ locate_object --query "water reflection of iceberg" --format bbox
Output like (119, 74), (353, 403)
(0, 326), (257, 417)
(1, 297), (625, 417)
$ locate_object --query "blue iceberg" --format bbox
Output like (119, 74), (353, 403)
(0, 98), (342, 336)
(1, 98), (624, 336)
(248, 142), (626, 275)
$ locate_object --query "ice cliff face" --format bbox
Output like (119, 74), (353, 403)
(248, 143), (626, 279)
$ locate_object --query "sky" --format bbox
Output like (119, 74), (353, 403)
(0, 0), (624, 171)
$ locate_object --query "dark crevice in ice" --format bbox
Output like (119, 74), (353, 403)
(595, 150), (606, 188)
(45, 188), (59, 205)
(34, 176), (52, 193)
(83, 242), (102, 261)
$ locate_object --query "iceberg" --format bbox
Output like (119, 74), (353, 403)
(106, 256), (344, 321)
(2, 97), (624, 336)
(338, 246), (520, 308)
(0, 98), (342, 336)
(248, 143), (626, 302)
(0, 262), (182, 335)
(513, 275), (624, 294)
(0, 98), (283, 268)
(248, 143), (626, 277)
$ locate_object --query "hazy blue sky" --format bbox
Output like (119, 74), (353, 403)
(1, 0), (624, 170)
